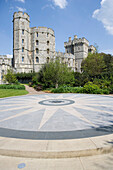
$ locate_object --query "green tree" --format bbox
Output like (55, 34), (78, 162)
(39, 59), (74, 88)
(100, 53), (113, 72)
(81, 53), (106, 77)
(4, 69), (18, 84)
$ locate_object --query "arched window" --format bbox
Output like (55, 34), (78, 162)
(47, 49), (49, 54)
(22, 56), (24, 63)
(22, 29), (24, 35)
(47, 57), (49, 63)
(47, 41), (49, 45)
(36, 57), (39, 63)
(37, 32), (38, 37)
(36, 40), (39, 45)
(36, 48), (39, 54)
(22, 39), (24, 44)
(22, 47), (24, 52)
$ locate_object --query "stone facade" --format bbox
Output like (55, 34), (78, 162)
(0, 55), (12, 84)
(13, 11), (56, 73)
(64, 35), (95, 72)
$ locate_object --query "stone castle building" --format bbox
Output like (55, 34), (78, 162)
(0, 11), (95, 83)
(64, 36), (95, 72)
(0, 55), (12, 84)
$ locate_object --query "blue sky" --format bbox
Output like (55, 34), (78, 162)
(0, 0), (113, 57)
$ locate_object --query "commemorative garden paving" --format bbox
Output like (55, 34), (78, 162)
(0, 94), (113, 140)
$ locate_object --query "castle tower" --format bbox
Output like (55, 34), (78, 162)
(64, 35), (91, 72)
(13, 12), (55, 73)
(30, 26), (55, 72)
(13, 11), (32, 73)
(73, 37), (89, 72)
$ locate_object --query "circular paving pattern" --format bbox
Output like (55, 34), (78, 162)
(39, 99), (75, 106)
(0, 94), (113, 140)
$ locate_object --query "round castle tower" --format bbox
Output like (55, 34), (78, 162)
(13, 11), (55, 73)
(13, 12), (31, 72)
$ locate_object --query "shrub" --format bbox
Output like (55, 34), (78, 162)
(108, 84), (113, 94)
(15, 72), (36, 83)
(51, 83), (109, 94)
(0, 84), (25, 90)
(51, 86), (84, 93)
(83, 82), (100, 94)
(4, 69), (19, 84)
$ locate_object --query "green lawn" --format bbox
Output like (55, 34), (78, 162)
(0, 89), (29, 98)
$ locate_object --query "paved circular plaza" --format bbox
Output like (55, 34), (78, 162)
(0, 94), (113, 140)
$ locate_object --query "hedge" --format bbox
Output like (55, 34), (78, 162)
(0, 84), (25, 90)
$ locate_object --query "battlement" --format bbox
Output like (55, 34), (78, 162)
(64, 35), (89, 47)
(31, 26), (55, 35)
(13, 11), (30, 22)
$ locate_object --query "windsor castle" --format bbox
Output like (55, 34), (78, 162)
(0, 11), (95, 84)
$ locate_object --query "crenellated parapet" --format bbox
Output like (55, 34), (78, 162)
(64, 35), (89, 47)
(13, 11), (30, 22)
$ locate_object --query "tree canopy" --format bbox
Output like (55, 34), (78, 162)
(81, 53), (106, 77)
(38, 59), (74, 88)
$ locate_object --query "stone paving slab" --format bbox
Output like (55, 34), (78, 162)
(0, 134), (113, 158)
(0, 153), (113, 170)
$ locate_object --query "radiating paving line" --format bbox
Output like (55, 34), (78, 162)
(82, 103), (113, 109)
(74, 96), (95, 101)
(75, 105), (113, 115)
(38, 107), (58, 130)
(0, 103), (29, 107)
(62, 107), (96, 127)
(0, 107), (44, 123)
(75, 102), (113, 109)
(0, 105), (33, 112)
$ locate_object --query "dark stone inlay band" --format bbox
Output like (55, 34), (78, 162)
(39, 99), (75, 106)
(0, 125), (113, 140)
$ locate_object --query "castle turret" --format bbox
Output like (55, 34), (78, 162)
(13, 11), (32, 72)
(64, 35), (95, 72)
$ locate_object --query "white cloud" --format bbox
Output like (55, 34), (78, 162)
(52, 0), (68, 9)
(16, 6), (26, 12)
(7, 54), (13, 58)
(15, 0), (25, 3)
(42, 4), (55, 10)
(92, 0), (113, 35)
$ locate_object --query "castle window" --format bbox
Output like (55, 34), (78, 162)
(36, 40), (39, 45)
(47, 57), (49, 63)
(36, 57), (39, 63)
(22, 47), (24, 52)
(78, 47), (80, 50)
(36, 48), (39, 54)
(37, 33), (38, 37)
(22, 39), (24, 44)
(47, 49), (49, 54)
(47, 41), (49, 46)
(22, 29), (24, 35)
(22, 56), (24, 62)
(47, 33), (49, 37)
